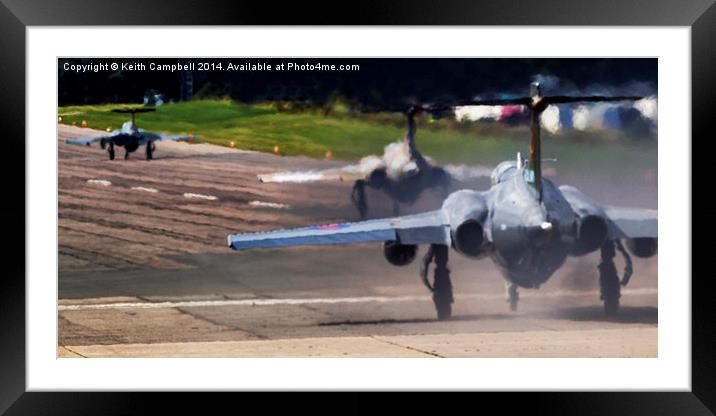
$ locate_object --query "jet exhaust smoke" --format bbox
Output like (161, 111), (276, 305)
(258, 140), (493, 184)
(258, 142), (402, 183)
(258, 170), (332, 183)
(443, 164), (493, 181)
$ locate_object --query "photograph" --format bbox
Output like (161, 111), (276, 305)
(0, 0), (708, 408)
(56, 57), (659, 358)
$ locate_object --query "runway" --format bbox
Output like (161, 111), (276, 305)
(58, 124), (658, 358)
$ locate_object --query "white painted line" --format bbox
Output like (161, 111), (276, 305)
(58, 288), (657, 312)
(183, 192), (217, 201)
(86, 179), (111, 186)
(131, 186), (159, 193)
(249, 200), (291, 209)
(59, 296), (424, 311)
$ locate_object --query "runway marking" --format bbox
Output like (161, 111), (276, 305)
(86, 179), (112, 186)
(131, 186), (159, 193)
(183, 192), (217, 201)
(249, 200), (291, 209)
(58, 288), (657, 312)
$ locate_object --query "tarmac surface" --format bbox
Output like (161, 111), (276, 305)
(58, 124), (658, 358)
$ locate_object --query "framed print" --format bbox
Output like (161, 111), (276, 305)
(2, 0), (712, 413)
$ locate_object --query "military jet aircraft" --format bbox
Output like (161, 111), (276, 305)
(227, 83), (657, 320)
(257, 107), (484, 219)
(65, 108), (199, 160)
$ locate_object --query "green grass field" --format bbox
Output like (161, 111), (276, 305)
(58, 100), (656, 175)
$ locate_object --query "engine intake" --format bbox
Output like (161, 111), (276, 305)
(571, 215), (609, 256)
(452, 220), (486, 257)
(626, 237), (657, 258)
(442, 190), (490, 258)
(383, 241), (417, 266)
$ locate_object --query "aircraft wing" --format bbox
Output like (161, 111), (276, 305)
(604, 205), (658, 239)
(65, 136), (108, 145)
(156, 134), (199, 142)
(228, 209), (450, 250)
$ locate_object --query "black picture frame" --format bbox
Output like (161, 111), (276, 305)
(1, 0), (710, 414)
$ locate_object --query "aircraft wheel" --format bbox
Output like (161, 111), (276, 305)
(432, 262), (453, 321)
(509, 293), (518, 312)
(392, 201), (400, 217)
(430, 245), (453, 321)
(146, 142), (154, 160)
(600, 265), (620, 316)
(433, 290), (452, 321)
(505, 282), (519, 312)
(107, 144), (115, 160)
(351, 180), (367, 220)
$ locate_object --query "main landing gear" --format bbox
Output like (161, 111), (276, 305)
(351, 179), (368, 220)
(598, 239), (633, 316)
(506, 282), (519, 312)
(420, 244), (454, 320)
(146, 141), (156, 160)
(350, 170), (388, 220)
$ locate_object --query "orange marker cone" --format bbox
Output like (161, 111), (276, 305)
(273, 146), (280, 156)
(229, 141), (235, 148)
(81, 120), (87, 128)
(325, 150), (333, 160)
(58, 116), (62, 122)
(106, 127), (112, 132)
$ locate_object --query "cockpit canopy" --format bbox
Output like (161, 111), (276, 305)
(491, 160), (518, 186)
(120, 121), (137, 134)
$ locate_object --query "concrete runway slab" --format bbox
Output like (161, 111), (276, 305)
(59, 327), (656, 358)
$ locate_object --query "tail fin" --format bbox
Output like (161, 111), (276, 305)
(111, 107), (156, 126)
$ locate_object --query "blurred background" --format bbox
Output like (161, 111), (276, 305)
(58, 58), (657, 208)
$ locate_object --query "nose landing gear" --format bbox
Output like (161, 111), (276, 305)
(506, 282), (519, 312)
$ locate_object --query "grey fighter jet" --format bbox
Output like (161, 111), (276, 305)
(227, 83), (657, 320)
(349, 107), (453, 219)
(258, 107), (456, 220)
(66, 108), (199, 160)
